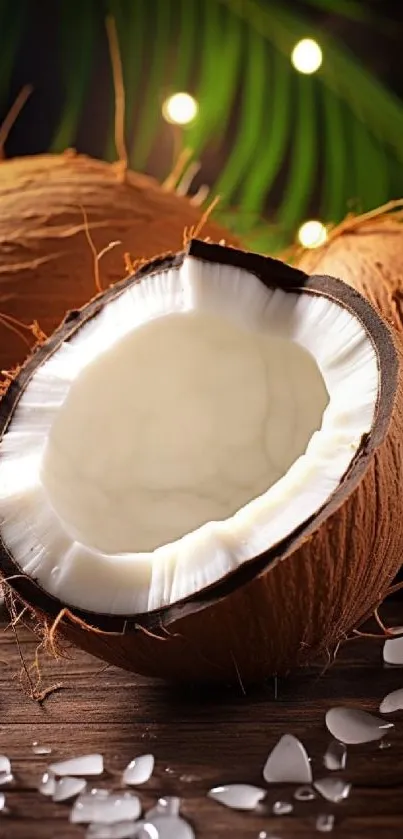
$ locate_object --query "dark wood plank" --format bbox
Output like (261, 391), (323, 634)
(0, 603), (403, 838)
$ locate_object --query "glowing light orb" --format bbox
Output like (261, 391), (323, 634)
(291, 39), (323, 74)
(298, 220), (328, 249)
(162, 92), (199, 125)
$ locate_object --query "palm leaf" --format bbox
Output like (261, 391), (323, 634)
(50, 1), (97, 153)
(2, 0), (403, 252)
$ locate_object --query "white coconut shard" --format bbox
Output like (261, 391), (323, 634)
(208, 783), (266, 810)
(145, 797), (181, 818)
(0, 757), (11, 775)
(32, 742), (52, 756)
(294, 786), (316, 801)
(314, 777), (351, 803)
(263, 734), (312, 784)
(143, 815), (194, 839)
(122, 754), (155, 786)
(0, 772), (13, 786)
(71, 791), (141, 824)
(323, 741), (347, 771)
(53, 775), (87, 802)
(273, 800), (293, 815)
(326, 707), (394, 744)
(0, 255), (379, 615)
(39, 771), (56, 796)
(86, 823), (140, 839)
(0, 791), (5, 811)
(316, 814), (335, 833)
(383, 637), (403, 665)
(379, 688), (403, 714)
(49, 753), (104, 777)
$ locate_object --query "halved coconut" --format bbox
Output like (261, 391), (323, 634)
(0, 239), (402, 684)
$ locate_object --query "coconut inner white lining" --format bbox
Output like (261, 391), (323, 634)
(0, 256), (379, 614)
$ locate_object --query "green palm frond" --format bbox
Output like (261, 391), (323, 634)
(2, 0), (403, 252)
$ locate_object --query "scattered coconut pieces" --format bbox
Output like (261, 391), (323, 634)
(32, 742), (52, 756)
(314, 777), (351, 803)
(38, 771), (56, 796)
(145, 796), (181, 819)
(0, 757), (11, 775)
(86, 823), (140, 839)
(53, 776), (87, 802)
(272, 800), (293, 815)
(316, 813), (335, 832)
(383, 637), (403, 665)
(71, 791), (141, 825)
(263, 734), (312, 784)
(323, 741), (347, 771)
(380, 688), (403, 714)
(143, 815), (195, 838)
(325, 707), (393, 744)
(294, 786), (316, 801)
(208, 783), (266, 811)
(50, 753), (104, 777)
(122, 754), (155, 786)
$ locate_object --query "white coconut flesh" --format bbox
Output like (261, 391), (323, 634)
(0, 256), (378, 615)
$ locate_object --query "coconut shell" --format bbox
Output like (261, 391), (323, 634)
(0, 151), (238, 372)
(1, 240), (403, 685)
(296, 218), (403, 334)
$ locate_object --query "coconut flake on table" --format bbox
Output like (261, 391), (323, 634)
(86, 823), (140, 839)
(0, 757), (11, 775)
(316, 814), (335, 833)
(71, 791), (141, 824)
(145, 797), (181, 818)
(208, 784), (266, 810)
(323, 741), (347, 771)
(379, 687), (403, 714)
(263, 734), (312, 784)
(325, 707), (393, 744)
(50, 753), (104, 777)
(314, 777), (351, 803)
(383, 637), (403, 665)
(32, 742), (52, 755)
(53, 776), (87, 802)
(272, 800), (293, 815)
(294, 786), (316, 801)
(0, 791), (5, 811)
(0, 771), (13, 786)
(142, 815), (195, 839)
(39, 771), (56, 796)
(122, 754), (155, 785)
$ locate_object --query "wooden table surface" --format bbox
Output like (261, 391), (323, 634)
(0, 601), (403, 839)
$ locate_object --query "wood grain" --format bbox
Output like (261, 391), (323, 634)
(0, 602), (402, 838)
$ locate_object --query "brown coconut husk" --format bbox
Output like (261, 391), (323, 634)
(1, 239), (403, 686)
(0, 151), (238, 373)
(294, 200), (403, 333)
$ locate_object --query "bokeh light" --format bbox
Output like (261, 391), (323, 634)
(162, 92), (199, 125)
(298, 220), (328, 248)
(291, 39), (323, 74)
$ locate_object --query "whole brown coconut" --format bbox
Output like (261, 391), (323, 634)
(0, 151), (237, 371)
(296, 208), (403, 333)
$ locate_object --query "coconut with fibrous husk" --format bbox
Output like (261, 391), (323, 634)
(296, 201), (403, 333)
(0, 150), (237, 373)
(0, 238), (403, 685)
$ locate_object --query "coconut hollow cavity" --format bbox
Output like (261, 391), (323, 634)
(0, 240), (402, 684)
